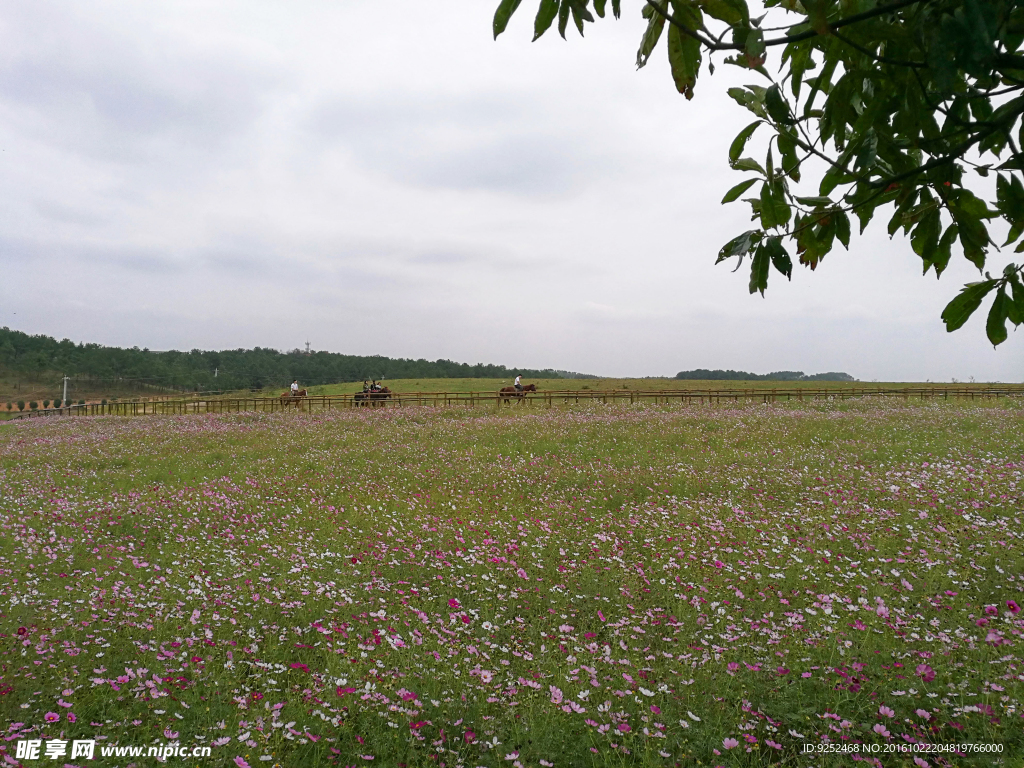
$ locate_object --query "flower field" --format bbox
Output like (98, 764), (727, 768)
(0, 400), (1022, 767)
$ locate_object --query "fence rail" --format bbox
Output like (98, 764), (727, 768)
(3, 385), (1024, 420)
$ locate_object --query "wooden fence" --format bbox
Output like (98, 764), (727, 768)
(3, 385), (1024, 420)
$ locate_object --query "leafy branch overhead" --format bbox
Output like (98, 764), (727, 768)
(494, 0), (1024, 346)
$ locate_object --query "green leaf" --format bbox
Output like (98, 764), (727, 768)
(594, 0), (607, 16)
(795, 195), (832, 207)
(748, 243), (770, 295)
(558, 0), (571, 38)
(986, 288), (1009, 346)
(941, 280), (998, 332)
(764, 236), (792, 279)
(493, 0), (523, 38)
(722, 178), (758, 203)
(533, 0), (560, 40)
(1007, 272), (1024, 326)
(732, 157), (766, 174)
(693, 0), (745, 25)
(667, 20), (702, 99)
(759, 179), (791, 230)
(764, 85), (795, 125)
(744, 27), (765, 68)
(932, 223), (958, 277)
(637, 2), (667, 68)
(717, 229), (760, 263)
(835, 211), (851, 250)
(729, 121), (760, 165)
(911, 208), (940, 262)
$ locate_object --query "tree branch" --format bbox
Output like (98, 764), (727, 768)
(644, 0), (929, 53)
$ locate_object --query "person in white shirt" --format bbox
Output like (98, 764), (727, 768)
(514, 375), (523, 392)
(290, 380), (299, 394)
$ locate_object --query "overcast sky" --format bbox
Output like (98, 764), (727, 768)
(1, 1), (1021, 381)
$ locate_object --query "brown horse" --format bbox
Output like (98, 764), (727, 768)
(499, 383), (536, 404)
(355, 387), (391, 407)
(280, 389), (307, 408)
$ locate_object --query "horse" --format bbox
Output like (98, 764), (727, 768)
(355, 387), (391, 407)
(280, 389), (307, 408)
(499, 383), (536, 404)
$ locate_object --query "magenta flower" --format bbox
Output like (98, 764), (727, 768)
(1007, 600), (1021, 615)
(916, 664), (935, 682)
(463, 731), (475, 743)
(617, 723), (631, 733)
(44, 712), (59, 723)
(984, 605), (998, 616)
(448, 598), (460, 609)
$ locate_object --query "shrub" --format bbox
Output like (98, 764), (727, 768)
(29, 401), (38, 410)
(78, 399), (85, 405)
(101, 399), (107, 405)
(53, 399), (62, 408)
(17, 401), (24, 411)
(43, 400), (50, 408)
(4, 402), (10, 411)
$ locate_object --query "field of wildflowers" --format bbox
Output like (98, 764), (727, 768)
(0, 399), (1022, 767)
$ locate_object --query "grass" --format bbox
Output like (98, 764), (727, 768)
(0, 399), (1022, 767)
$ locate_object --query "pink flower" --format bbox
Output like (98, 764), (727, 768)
(43, 712), (59, 723)
(722, 738), (739, 749)
(984, 605), (998, 616)
(516, 568), (528, 579)
(598, 610), (605, 622)
(234, 759), (251, 768)
(913, 758), (929, 768)
(448, 598), (460, 609)
(289, 663), (309, 673)
(67, 713), (76, 723)
(464, 731), (475, 743)
(1008, 600), (1021, 615)
(549, 686), (563, 705)
(985, 631), (1006, 646)
(163, 728), (179, 739)
(650, 705), (660, 714)
(915, 709), (931, 720)
(873, 724), (890, 738)
(766, 740), (783, 750)
(916, 664), (935, 682)
(726, 663), (739, 676)
(617, 723), (631, 733)
(878, 705), (895, 718)
(714, 560), (724, 568)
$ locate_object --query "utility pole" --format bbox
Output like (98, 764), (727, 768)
(305, 341), (311, 355)
(62, 375), (69, 404)
(214, 368), (218, 378)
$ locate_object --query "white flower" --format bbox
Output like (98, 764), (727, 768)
(639, 687), (654, 697)
(789, 729), (805, 738)
(687, 711), (701, 722)
(677, 719), (690, 729)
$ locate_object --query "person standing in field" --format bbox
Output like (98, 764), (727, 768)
(290, 380), (299, 395)
(514, 374), (523, 393)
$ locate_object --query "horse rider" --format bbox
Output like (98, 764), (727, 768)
(290, 380), (299, 395)
(362, 380), (370, 393)
(514, 374), (523, 393)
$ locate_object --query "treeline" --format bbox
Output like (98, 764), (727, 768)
(675, 369), (856, 382)
(0, 327), (565, 392)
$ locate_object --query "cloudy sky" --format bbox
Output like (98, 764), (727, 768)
(1, 1), (1020, 381)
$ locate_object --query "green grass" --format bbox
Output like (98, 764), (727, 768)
(0, 399), (1022, 767)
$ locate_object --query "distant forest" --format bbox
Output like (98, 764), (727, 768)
(675, 369), (856, 382)
(0, 327), (570, 393)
